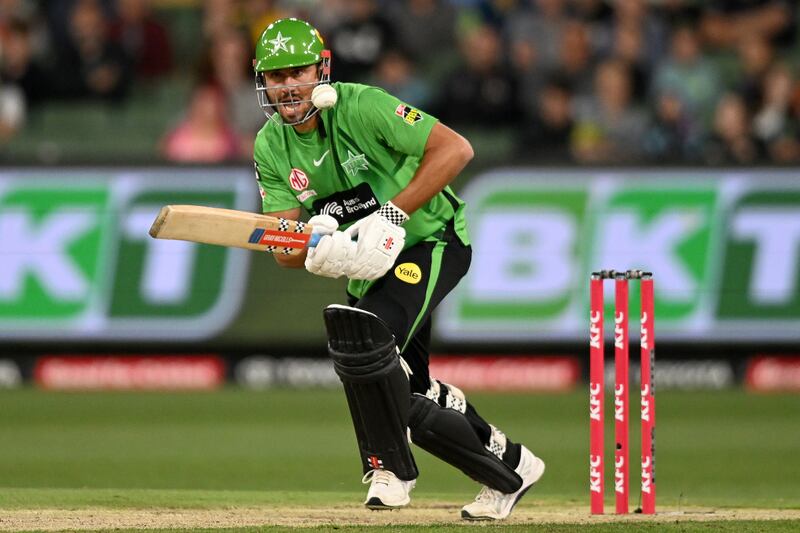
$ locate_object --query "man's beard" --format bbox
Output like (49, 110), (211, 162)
(277, 94), (309, 120)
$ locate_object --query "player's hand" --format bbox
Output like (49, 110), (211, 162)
(344, 202), (408, 281)
(305, 230), (356, 278)
(308, 214), (339, 236)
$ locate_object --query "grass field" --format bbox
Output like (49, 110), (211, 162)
(0, 387), (798, 531)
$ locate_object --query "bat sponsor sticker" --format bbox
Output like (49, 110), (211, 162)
(248, 228), (311, 249)
(395, 263), (422, 284)
(288, 168), (309, 191)
(394, 104), (423, 125)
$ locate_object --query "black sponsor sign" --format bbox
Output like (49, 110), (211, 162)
(311, 182), (379, 225)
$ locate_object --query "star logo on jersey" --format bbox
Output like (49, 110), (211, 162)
(268, 31), (291, 53)
(341, 150), (368, 176)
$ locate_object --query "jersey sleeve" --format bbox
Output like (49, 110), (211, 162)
(253, 135), (299, 213)
(355, 87), (438, 158)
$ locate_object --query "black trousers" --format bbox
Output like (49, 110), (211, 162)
(348, 221), (470, 395)
(344, 221), (525, 478)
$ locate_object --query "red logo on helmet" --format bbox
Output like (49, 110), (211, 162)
(288, 168), (309, 191)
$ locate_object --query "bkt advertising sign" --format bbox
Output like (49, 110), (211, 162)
(0, 169), (255, 340)
(437, 170), (800, 342)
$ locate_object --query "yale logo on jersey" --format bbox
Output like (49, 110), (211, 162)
(395, 263), (422, 284)
(395, 104), (423, 126)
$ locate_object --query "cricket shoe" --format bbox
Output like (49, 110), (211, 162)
(362, 469), (416, 509)
(461, 445), (545, 520)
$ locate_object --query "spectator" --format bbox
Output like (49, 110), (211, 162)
(701, 0), (795, 50)
(203, 0), (238, 39)
(643, 91), (703, 163)
(242, 0), (287, 46)
(0, 79), (25, 141)
(0, 0), (46, 42)
(386, 0), (457, 74)
(608, 21), (649, 103)
(753, 64), (798, 162)
(369, 49), (432, 109)
(435, 23), (519, 128)
(652, 24), (721, 131)
(704, 93), (762, 164)
(108, 0), (173, 81)
(658, 0), (703, 28)
(327, 0), (398, 83)
(506, 0), (571, 113)
(610, 0), (667, 64)
(0, 0), (37, 23)
(506, 0), (570, 73)
(0, 19), (49, 106)
(550, 21), (595, 99)
(518, 76), (574, 162)
(201, 26), (262, 146)
(59, 0), (132, 102)
(572, 59), (648, 163)
(734, 33), (774, 112)
(307, 0), (349, 37)
(571, 0), (613, 25)
(161, 85), (241, 163)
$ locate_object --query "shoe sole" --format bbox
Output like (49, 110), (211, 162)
(461, 456), (546, 521)
(365, 496), (410, 510)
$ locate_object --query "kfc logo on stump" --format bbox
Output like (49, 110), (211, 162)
(288, 168), (309, 191)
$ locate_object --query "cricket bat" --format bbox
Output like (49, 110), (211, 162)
(149, 205), (320, 254)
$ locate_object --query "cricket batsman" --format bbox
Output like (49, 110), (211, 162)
(252, 18), (544, 520)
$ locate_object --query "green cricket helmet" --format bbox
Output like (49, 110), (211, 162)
(253, 18), (332, 125)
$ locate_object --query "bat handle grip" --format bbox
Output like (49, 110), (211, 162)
(307, 232), (355, 248)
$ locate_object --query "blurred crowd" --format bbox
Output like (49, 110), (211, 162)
(2, 0), (800, 164)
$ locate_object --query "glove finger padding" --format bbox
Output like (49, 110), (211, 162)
(308, 214), (339, 236)
(345, 214), (405, 281)
(305, 231), (356, 278)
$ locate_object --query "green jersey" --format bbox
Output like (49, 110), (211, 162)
(253, 82), (469, 247)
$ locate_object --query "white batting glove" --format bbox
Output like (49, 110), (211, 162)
(344, 202), (408, 281)
(305, 230), (356, 279)
(307, 214), (339, 236)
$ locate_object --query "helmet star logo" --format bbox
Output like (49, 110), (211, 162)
(268, 31), (291, 53)
(341, 150), (369, 176)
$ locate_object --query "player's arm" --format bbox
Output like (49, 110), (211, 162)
(390, 121), (473, 215)
(342, 91), (473, 281)
(264, 207), (305, 268)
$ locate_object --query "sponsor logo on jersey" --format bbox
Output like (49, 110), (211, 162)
(296, 189), (317, 202)
(341, 150), (368, 176)
(313, 150), (330, 167)
(254, 162), (266, 199)
(395, 104), (423, 125)
(288, 168), (309, 191)
(395, 263), (422, 284)
(312, 183), (379, 225)
(319, 202), (344, 217)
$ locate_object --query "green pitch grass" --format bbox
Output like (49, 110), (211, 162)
(0, 387), (798, 532)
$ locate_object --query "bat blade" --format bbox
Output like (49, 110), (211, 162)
(149, 205), (319, 254)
